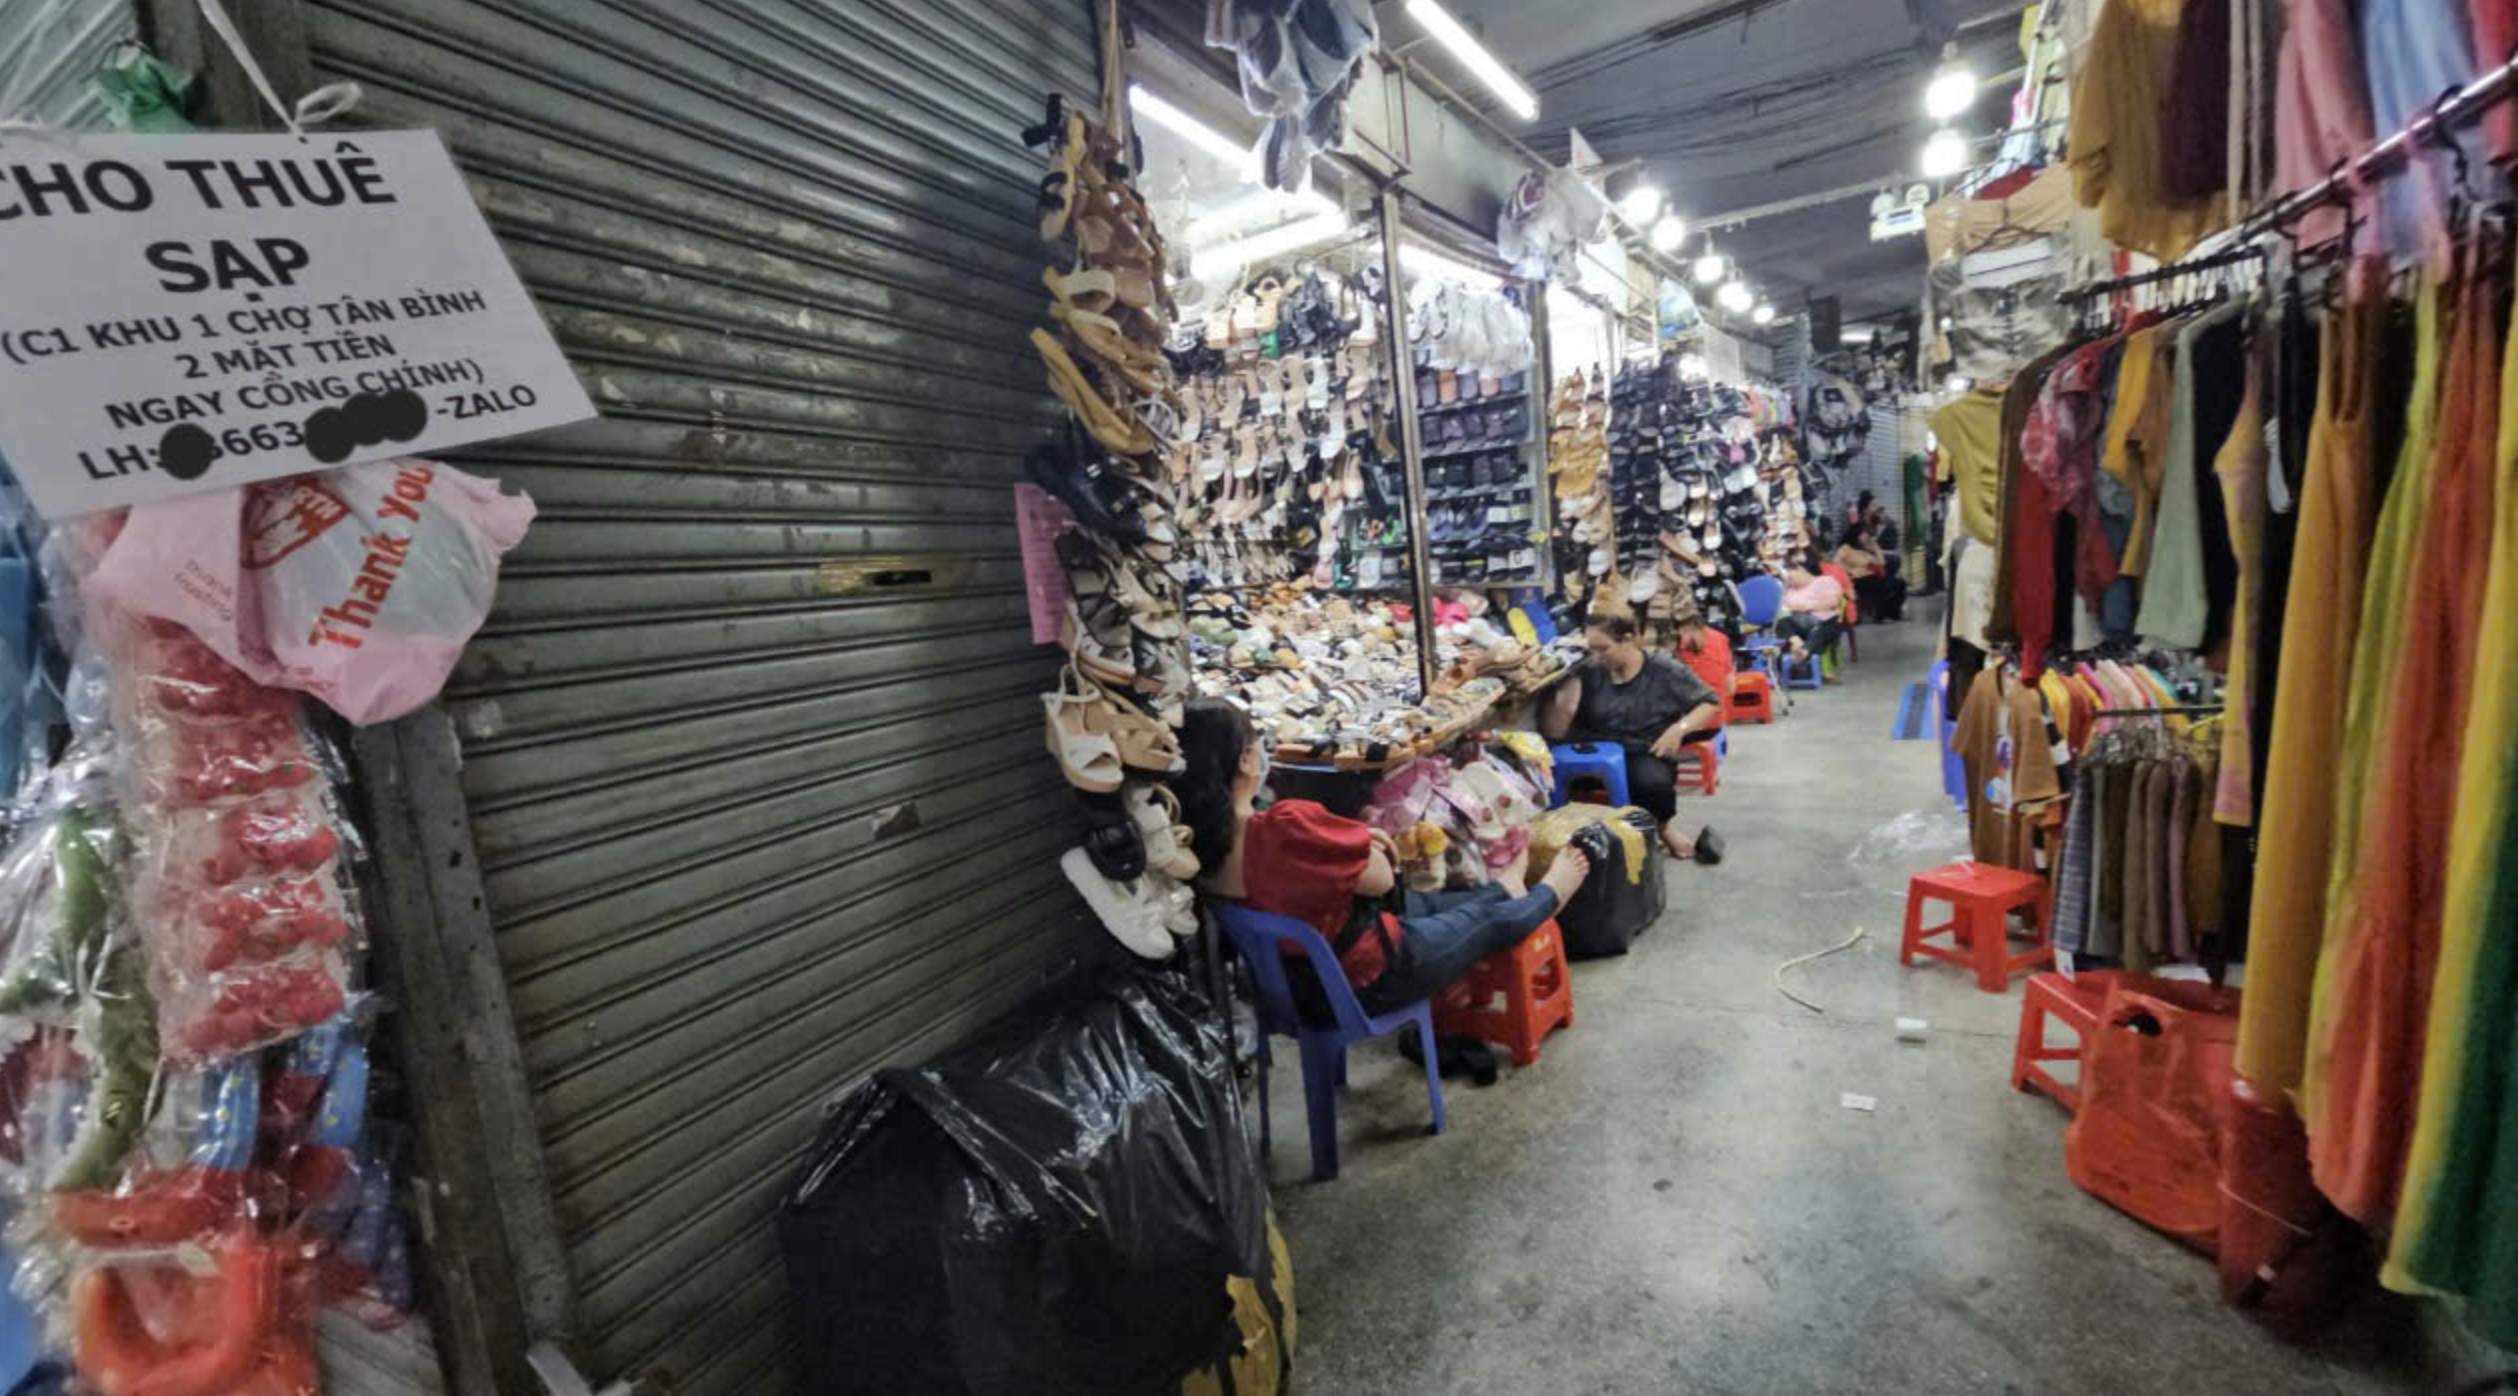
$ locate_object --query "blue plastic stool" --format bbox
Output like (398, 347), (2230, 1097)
(1934, 660), (1968, 810)
(1781, 647), (1825, 691)
(1215, 904), (1445, 1182)
(1547, 742), (1630, 807)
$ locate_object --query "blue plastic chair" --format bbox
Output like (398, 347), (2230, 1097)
(1213, 904), (1445, 1181)
(1735, 575), (1790, 689)
(1780, 646), (1825, 692)
(1546, 742), (1630, 807)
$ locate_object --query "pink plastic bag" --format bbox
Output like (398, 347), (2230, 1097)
(87, 460), (533, 725)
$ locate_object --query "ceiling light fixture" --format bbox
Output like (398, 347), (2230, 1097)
(1197, 210), (1354, 268)
(1921, 127), (1970, 179)
(1619, 183), (1665, 225)
(1924, 46), (1978, 122)
(1649, 214), (1687, 252)
(1693, 250), (1726, 285)
(1406, 0), (1539, 121)
(1751, 303), (1776, 325)
(1947, 374), (1975, 393)
(1717, 279), (1753, 314)
(1840, 325), (1875, 344)
(1130, 84), (1253, 171)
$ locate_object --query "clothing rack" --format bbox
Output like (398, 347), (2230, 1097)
(2232, 43), (2518, 246)
(2098, 704), (2225, 717)
(2059, 244), (2267, 302)
(2060, 43), (2518, 303)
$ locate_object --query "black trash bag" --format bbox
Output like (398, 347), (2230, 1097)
(780, 969), (1295, 1396)
(1553, 808), (1665, 958)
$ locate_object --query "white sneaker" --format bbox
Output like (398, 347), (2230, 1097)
(1062, 847), (1176, 960)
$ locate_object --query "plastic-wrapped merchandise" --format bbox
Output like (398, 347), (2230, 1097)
(89, 612), (360, 1067)
(87, 460), (534, 725)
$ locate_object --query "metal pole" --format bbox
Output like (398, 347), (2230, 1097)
(1377, 190), (1443, 700)
(1526, 277), (1556, 593)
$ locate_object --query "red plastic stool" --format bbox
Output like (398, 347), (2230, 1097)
(1676, 737), (1720, 795)
(1900, 861), (2053, 992)
(1728, 671), (1775, 725)
(2010, 969), (2120, 1112)
(1433, 918), (1573, 1066)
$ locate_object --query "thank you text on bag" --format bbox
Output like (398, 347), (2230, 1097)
(0, 130), (594, 517)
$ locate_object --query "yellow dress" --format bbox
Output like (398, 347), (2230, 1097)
(2065, 0), (2227, 261)
(1930, 388), (2008, 545)
(2233, 270), (2384, 1092)
(2320, 276), (2444, 954)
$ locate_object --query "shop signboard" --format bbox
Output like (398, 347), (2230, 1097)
(0, 130), (593, 518)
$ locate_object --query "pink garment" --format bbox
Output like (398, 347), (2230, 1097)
(2274, 0), (2376, 248)
(2477, 0), (2518, 161)
(1784, 575), (1844, 613)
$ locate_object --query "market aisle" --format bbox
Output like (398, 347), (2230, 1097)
(1266, 606), (2473, 1396)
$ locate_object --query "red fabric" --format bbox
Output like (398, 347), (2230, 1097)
(1676, 630), (1733, 729)
(1240, 800), (1391, 990)
(2009, 452), (2061, 679)
(1974, 166), (2039, 200)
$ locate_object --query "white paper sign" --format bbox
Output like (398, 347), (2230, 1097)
(0, 129), (594, 517)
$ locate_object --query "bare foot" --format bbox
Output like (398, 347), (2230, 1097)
(1787, 637), (1808, 660)
(1541, 847), (1591, 905)
(1495, 842), (1534, 897)
(1661, 824), (1696, 860)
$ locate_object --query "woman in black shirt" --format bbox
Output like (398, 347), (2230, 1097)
(1541, 615), (1726, 864)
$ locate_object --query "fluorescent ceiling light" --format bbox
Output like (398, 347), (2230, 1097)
(1199, 211), (1353, 268)
(1947, 374), (1974, 393)
(1649, 214), (1687, 252)
(1399, 241), (1503, 292)
(1924, 64), (1978, 122)
(1717, 279), (1753, 313)
(1751, 303), (1775, 325)
(1131, 84), (1255, 173)
(1921, 127), (1969, 179)
(1693, 251), (1725, 285)
(1841, 326), (1875, 344)
(1406, 0), (1539, 121)
(1190, 187), (1339, 246)
(1620, 184), (1664, 225)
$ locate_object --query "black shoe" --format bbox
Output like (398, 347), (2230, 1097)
(1694, 826), (1726, 867)
(1568, 821), (1618, 873)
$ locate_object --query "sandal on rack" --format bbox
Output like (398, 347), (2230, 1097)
(1034, 329), (1156, 456)
(1043, 664), (1127, 793)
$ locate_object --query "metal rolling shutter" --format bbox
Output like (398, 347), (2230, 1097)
(297, 2), (1104, 1391)
(3, 0), (132, 133)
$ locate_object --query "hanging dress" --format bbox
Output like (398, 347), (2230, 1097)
(2386, 248), (2518, 1341)
(2233, 263), (2386, 1093)
(2304, 243), (2507, 1223)
(2212, 347), (2269, 825)
(2322, 275), (2447, 959)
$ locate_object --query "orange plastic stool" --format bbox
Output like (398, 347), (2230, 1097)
(1433, 918), (1573, 1066)
(2011, 969), (2120, 1112)
(1728, 671), (1775, 725)
(1900, 861), (2053, 992)
(1676, 738), (1720, 795)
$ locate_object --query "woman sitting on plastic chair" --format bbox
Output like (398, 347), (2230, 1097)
(1776, 549), (1847, 668)
(1176, 699), (1594, 1016)
(1540, 615), (1726, 865)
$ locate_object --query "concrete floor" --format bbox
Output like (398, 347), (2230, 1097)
(1268, 603), (2499, 1396)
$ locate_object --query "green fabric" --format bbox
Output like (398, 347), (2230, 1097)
(91, 51), (199, 133)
